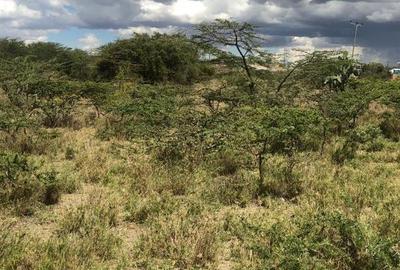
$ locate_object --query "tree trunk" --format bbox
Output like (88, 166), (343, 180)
(257, 141), (268, 196)
(233, 29), (255, 95)
(257, 152), (265, 196)
(320, 123), (327, 155)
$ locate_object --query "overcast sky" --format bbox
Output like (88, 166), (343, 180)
(1, 0), (399, 64)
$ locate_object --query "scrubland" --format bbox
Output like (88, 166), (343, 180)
(1, 20), (400, 269)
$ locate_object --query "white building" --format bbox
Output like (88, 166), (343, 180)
(390, 68), (400, 80)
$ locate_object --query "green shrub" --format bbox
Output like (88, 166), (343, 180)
(365, 140), (385, 152)
(226, 211), (400, 269)
(218, 106), (322, 195)
(215, 151), (242, 176)
(332, 126), (382, 165)
(40, 171), (61, 206)
(0, 101), (59, 155)
(65, 146), (76, 160)
(380, 112), (400, 142)
(265, 157), (302, 200)
(58, 169), (81, 194)
(0, 152), (61, 215)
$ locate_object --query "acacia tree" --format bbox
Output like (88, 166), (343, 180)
(212, 106), (322, 196)
(97, 33), (206, 84)
(194, 19), (263, 94)
(0, 57), (80, 128)
(276, 51), (358, 94)
(0, 39), (28, 59)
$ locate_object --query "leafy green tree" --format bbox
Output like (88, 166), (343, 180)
(0, 40), (92, 80)
(276, 51), (358, 94)
(321, 84), (380, 134)
(212, 106), (322, 196)
(28, 42), (93, 80)
(0, 103), (36, 144)
(28, 80), (81, 127)
(97, 33), (206, 83)
(0, 57), (54, 113)
(360, 62), (391, 80)
(80, 81), (116, 117)
(0, 57), (80, 127)
(27, 42), (66, 62)
(332, 125), (382, 165)
(377, 80), (400, 141)
(0, 38), (28, 59)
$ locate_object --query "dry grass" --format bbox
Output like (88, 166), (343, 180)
(1, 101), (400, 269)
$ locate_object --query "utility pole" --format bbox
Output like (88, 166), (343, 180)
(283, 48), (289, 69)
(350, 20), (363, 59)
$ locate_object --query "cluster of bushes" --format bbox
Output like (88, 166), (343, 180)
(225, 210), (400, 269)
(0, 39), (92, 80)
(97, 33), (214, 83)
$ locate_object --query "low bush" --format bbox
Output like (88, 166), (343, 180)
(215, 151), (242, 176)
(209, 173), (258, 206)
(380, 112), (400, 142)
(226, 210), (400, 269)
(133, 208), (219, 269)
(124, 192), (178, 224)
(0, 152), (61, 215)
(65, 146), (76, 160)
(265, 157), (302, 200)
(332, 125), (382, 165)
(58, 193), (118, 236)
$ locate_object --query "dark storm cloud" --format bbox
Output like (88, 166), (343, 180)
(0, 0), (399, 63)
(241, 0), (400, 63)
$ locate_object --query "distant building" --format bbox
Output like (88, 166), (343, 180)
(390, 68), (400, 80)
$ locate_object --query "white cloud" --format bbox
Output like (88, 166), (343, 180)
(78, 33), (101, 50)
(0, 0), (41, 19)
(116, 25), (180, 38)
(276, 36), (364, 62)
(138, 0), (250, 23)
(0, 0), (16, 15)
(24, 36), (49, 44)
(170, 0), (207, 23)
(367, 8), (400, 23)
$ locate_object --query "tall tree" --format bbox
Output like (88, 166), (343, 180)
(194, 19), (263, 94)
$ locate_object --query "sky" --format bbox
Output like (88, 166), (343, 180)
(1, 0), (400, 64)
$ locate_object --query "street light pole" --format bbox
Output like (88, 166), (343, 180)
(350, 20), (363, 59)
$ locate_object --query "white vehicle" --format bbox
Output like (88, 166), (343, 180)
(390, 68), (400, 80)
